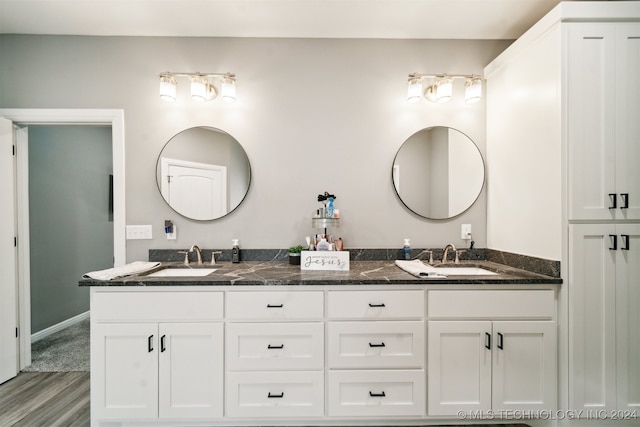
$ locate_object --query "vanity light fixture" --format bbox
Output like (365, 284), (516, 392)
(408, 73), (483, 104)
(158, 72), (237, 103)
(159, 75), (177, 102)
(464, 76), (483, 104)
(407, 78), (423, 103)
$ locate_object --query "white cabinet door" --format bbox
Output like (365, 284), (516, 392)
(492, 321), (556, 411)
(569, 224), (617, 411)
(615, 24), (640, 221)
(158, 323), (223, 419)
(428, 321), (492, 416)
(615, 224), (640, 411)
(569, 223), (640, 412)
(92, 323), (159, 420)
(567, 23), (617, 221)
(567, 23), (640, 220)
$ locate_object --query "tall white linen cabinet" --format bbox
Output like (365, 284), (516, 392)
(485, 1), (640, 420)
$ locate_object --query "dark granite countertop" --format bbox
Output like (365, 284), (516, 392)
(79, 260), (562, 287)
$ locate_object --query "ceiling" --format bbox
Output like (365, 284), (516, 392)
(0, 0), (598, 40)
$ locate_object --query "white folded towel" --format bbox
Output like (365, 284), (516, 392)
(395, 259), (447, 278)
(83, 261), (161, 281)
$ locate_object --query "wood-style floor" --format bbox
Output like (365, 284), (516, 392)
(0, 372), (90, 427)
(0, 371), (531, 427)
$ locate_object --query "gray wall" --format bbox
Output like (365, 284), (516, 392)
(0, 36), (511, 261)
(28, 125), (113, 332)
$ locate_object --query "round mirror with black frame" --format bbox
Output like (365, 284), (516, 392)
(392, 126), (485, 220)
(156, 126), (251, 221)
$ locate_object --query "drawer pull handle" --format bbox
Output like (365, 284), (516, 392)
(268, 392), (284, 398)
(610, 234), (618, 251)
(267, 344), (284, 349)
(368, 303), (385, 308)
(369, 391), (386, 397)
(621, 234), (630, 251)
(609, 193), (617, 209)
(621, 193), (629, 209)
(369, 342), (386, 348)
(148, 335), (154, 352)
(160, 335), (166, 352)
(267, 304), (283, 308)
(485, 332), (491, 350)
(497, 332), (504, 350)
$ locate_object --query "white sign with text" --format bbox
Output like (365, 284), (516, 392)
(300, 251), (350, 271)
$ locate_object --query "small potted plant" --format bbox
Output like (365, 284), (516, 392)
(288, 245), (305, 265)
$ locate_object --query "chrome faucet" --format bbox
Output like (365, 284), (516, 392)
(189, 245), (203, 265)
(441, 243), (456, 264)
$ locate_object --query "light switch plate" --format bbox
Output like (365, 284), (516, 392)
(126, 225), (153, 240)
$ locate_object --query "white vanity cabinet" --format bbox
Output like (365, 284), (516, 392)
(567, 23), (640, 221)
(225, 290), (325, 418)
(90, 290), (224, 422)
(326, 290), (426, 417)
(427, 290), (556, 416)
(569, 224), (640, 412)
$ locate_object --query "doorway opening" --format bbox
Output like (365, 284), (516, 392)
(0, 109), (125, 373)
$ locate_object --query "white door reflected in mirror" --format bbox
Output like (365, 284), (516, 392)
(393, 126), (485, 220)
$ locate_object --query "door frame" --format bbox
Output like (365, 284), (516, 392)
(0, 108), (125, 369)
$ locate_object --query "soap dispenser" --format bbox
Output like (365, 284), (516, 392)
(402, 239), (412, 260)
(232, 239), (240, 263)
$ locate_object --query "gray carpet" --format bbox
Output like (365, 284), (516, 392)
(22, 318), (90, 372)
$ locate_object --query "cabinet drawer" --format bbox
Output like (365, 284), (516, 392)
(226, 371), (324, 418)
(428, 290), (555, 320)
(92, 291), (223, 321)
(327, 290), (424, 319)
(328, 321), (425, 369)
(226, 322), (324, 371)
(226, 291), (323, 320)
(328, 370), (425, 416)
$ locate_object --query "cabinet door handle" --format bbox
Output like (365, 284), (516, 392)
(485, 332), (491, 350)
(267, 344), (284, 349)
(621, 235), (630, 251)
(497, 332), (504, 350)
(369, 391), (386, 397)
(160, 335), (166, 352)
(368, 342), (386, 348)
(621, 193), (629, 209)
(148, 335), (154, 352)
(609, 193), (617, 209)
(610, 234), (618, 250)
(368, 303), (385, 308)
(268, 392), (284, 398)
(266, 304), (283, 308)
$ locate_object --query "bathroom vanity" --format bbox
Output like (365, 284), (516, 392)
(82, 260), (560, 427)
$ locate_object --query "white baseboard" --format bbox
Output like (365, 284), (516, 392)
(31, 311), (90, 343)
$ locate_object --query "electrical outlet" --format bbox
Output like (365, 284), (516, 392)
(167, 225), (176, 240)
(461, 224), (472, 240)
(126, 225), (153, 240)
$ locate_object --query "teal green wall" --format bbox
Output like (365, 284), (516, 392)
(29, 125), (113, 333)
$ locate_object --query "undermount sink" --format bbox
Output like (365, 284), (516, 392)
(146, 268), (218, 277)
(433, 266), (497, 276)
